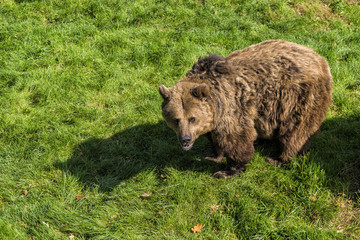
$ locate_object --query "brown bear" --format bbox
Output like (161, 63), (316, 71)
(159, 40), (332, 178)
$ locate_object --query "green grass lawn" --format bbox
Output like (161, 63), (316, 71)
(1, 0), (360, 239)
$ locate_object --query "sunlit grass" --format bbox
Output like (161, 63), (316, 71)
(0, 0), (359, 239)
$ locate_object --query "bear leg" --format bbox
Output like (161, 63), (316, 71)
(212, 139), (255, 178)
(205, 133), (225, 163)
(268, 123), (319, 166)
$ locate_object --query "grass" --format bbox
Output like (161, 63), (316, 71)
(0, 0), (360, 239)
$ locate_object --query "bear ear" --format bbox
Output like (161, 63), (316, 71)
(159, 85), (171, 100)
(191, 83), (210, 100)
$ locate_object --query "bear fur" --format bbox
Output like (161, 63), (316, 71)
(159, 40), (332, 178)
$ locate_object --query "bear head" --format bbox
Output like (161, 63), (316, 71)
(159, 82), (214, 151)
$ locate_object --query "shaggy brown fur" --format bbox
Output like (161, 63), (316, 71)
(159, 40), (332, 178)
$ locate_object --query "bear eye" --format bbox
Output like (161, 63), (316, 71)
(189, 117), (196, 123)
(174, 119), (180, 125)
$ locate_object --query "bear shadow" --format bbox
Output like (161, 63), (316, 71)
(255, 113), (360, 195)
(56, 114), (360, 195)
(55, 121), (222, 192)
(310, 113), (360, 195)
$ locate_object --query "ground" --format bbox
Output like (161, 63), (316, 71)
(0, 0), (359, 239)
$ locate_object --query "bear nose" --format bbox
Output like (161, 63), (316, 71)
(181, 136), (192, 144)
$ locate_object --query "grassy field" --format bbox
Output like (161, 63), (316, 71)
(1, 0), (360, 239)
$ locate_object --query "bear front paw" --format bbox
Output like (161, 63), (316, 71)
(265, 157), (284, 167)
(205, 154), (224, 163)
(212, 169), (241, 178)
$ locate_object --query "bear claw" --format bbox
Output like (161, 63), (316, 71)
(265, 157), (284, 167)
(212, 170), (242, 178)
(205, 154), (224, 163)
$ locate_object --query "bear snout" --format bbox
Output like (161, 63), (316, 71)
(179, 135), (194, 150)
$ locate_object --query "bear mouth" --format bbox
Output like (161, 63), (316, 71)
(181, 142), (194, 151)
